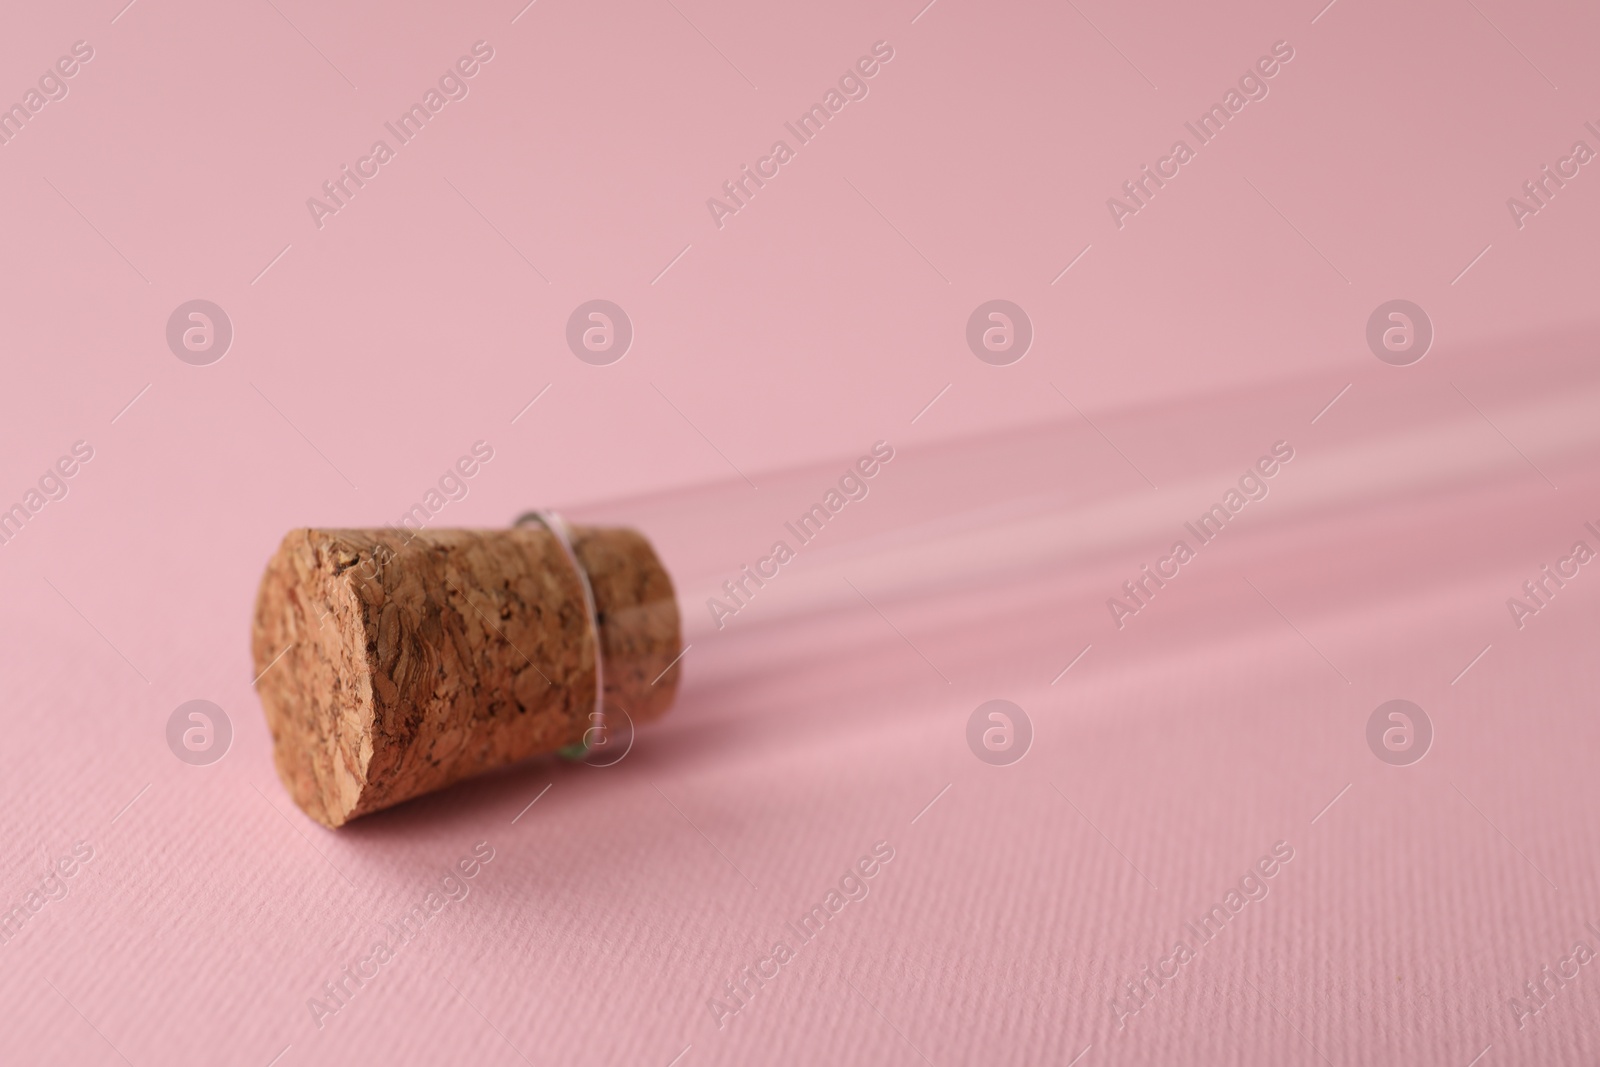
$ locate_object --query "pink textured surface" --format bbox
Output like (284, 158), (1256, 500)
(2, 0), (1599, 1064)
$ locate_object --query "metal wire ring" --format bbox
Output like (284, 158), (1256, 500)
(513, 510), (605, 754)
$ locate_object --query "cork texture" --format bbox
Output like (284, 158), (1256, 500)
(250, 525), (681, 827)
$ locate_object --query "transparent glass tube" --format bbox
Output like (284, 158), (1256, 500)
(560, 345), (1600, 696)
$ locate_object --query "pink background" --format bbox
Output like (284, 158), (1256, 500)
(3, 0), (1600, 1063)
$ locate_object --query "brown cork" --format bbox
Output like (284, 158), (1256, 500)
(250, 525), (681, 827)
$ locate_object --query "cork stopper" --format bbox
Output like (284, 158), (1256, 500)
(250, 525), (682, 827)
